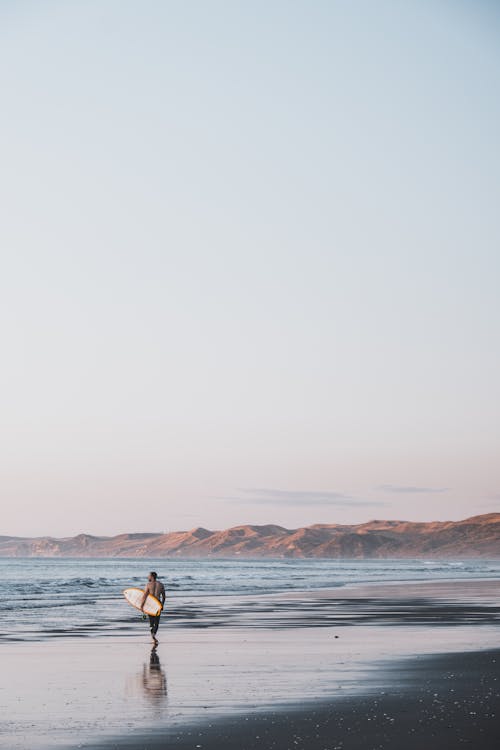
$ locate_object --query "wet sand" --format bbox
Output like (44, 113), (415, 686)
(0, 579), (499, 749)
(85, 649), (500, 750)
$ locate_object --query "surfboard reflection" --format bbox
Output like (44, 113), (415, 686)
(141, 647), (168, 708)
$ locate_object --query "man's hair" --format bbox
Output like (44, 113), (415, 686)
(149, 571), (157, 580)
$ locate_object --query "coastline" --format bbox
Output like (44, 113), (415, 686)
(1, 578), (499, 749)
(3, 572), (500, 644)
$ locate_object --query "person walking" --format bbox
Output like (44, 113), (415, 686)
(140, 571), (165, 645)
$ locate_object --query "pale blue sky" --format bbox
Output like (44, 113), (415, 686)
(1, 1), (499, 536)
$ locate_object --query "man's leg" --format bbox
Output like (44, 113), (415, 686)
(148, 614), (160, 640)
(148, 615), (156, 638)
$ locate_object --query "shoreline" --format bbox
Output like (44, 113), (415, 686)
(2, 577), (499, 644)
(1, 578), (499, 748)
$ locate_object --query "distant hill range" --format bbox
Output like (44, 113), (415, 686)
(1, 513), (499, 558)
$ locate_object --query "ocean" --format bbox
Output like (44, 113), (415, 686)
(1, 557), (499, 642)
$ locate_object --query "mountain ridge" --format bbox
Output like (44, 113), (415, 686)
(1, 513), (499, 558)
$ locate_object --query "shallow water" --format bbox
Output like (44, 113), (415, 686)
(1, 558), (499, 641)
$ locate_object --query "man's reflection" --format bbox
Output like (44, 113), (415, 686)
(141, 646), (167, 707)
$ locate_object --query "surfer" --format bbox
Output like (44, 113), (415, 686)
(141, 571), (166, 645)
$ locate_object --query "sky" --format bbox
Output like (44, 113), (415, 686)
(1, 0), (499, 537)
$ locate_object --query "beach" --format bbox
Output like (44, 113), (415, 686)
(3, 0), (500, 744)
(1, 574), (499, 749)
(87, 648), (500, 750)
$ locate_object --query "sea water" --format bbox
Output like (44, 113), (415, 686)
(0, 557), (499, 641)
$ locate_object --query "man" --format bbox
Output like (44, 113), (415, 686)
(141, 571), (166, 645)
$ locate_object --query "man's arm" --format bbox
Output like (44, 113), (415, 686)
(159, 583), (166, 607)
(140, 582), (150, 611)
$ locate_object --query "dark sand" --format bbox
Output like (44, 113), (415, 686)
(82, 648), (500, 750)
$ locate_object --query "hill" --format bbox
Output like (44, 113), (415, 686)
(1, 513), (499, 558)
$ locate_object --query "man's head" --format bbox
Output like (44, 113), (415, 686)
(149, 571), (158, 582)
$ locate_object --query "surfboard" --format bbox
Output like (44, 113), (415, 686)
(123, 587), (163, 617)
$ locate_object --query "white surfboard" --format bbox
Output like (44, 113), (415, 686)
(123, 587), (163, 616)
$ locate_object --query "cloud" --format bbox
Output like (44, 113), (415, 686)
(378, 484), (448, 494)
(220, 488), (387, 507)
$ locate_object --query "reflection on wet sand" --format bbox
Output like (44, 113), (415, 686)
(125, 646), (168, 712)
(142, 647), (167, 707)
